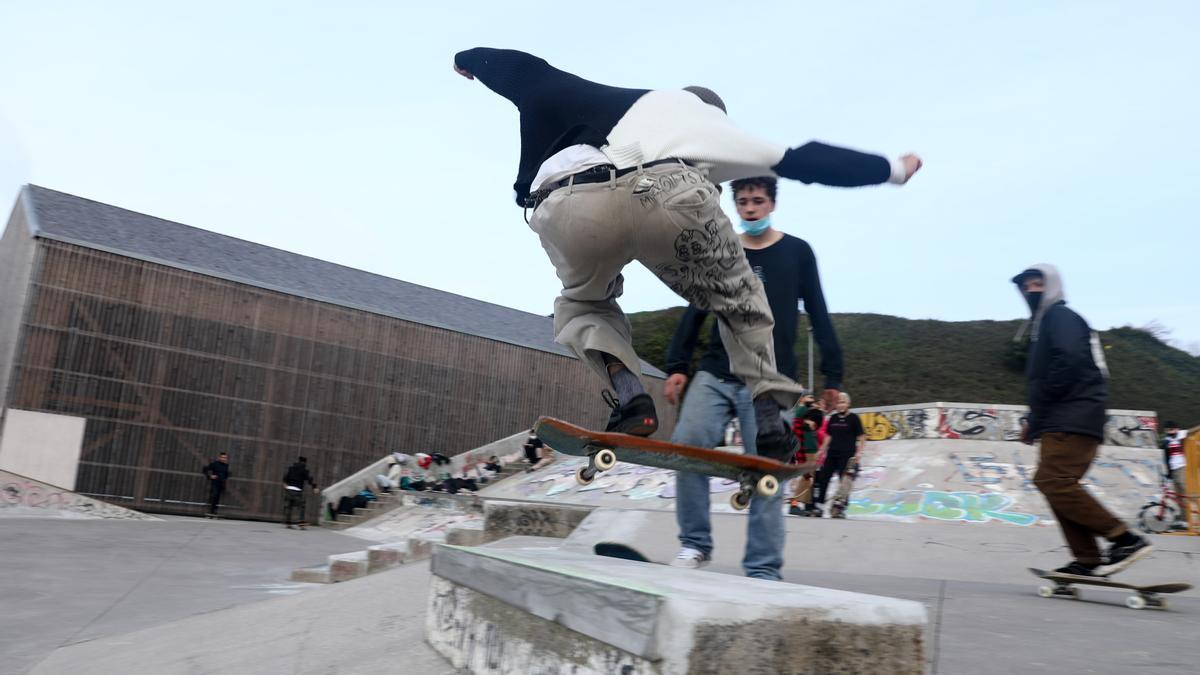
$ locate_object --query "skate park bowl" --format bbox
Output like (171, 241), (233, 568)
(480, 403), (1163, 528)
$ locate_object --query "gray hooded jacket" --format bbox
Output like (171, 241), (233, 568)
(1013, 264), (1108, 440)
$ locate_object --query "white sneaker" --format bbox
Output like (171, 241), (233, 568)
(670, 547), (710, 569)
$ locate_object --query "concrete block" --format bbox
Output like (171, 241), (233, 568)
(445, 521), (485, 546)
(481, 501), (594, 543)
(426, 544), (926, 675)
(405, 537), (433, 561)
(289, 564), (332, 584)
(366, 543), (409, 573)
(328, 551), (369, 582)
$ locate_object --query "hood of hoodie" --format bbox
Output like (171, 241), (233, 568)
(1012, 263), (1065, 341)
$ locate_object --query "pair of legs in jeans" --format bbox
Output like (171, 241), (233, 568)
(673, 371), (784, 580)
(528, 162), (804, 446)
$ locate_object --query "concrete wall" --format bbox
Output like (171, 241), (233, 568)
(0, 191), (39, 427)
(0, 409), (87, 490)
(855, 402), (1159, 447)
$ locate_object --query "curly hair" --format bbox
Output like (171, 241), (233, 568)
(730, 176), (777, 203)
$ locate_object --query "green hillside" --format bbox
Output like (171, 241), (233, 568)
(629, 310), (1200, 428)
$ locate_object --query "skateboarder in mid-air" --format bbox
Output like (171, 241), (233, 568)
(1012, 264), (1151, 576)
(454, 47), (921, 462)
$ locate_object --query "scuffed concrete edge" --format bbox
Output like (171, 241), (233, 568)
(425, 576), (657, 675)
(481, 500), (595, 543)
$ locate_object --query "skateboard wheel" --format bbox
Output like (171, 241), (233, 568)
(575, 467), (595, 486)
(1125, 595), (1147, 610)
(1037, 586), (1055, 598)
(594, 449), (617, 471)
(730, 491), (752, 511)
(756, 475), (779, 497)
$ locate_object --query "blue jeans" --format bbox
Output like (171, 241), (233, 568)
(673, 370), (785, 580)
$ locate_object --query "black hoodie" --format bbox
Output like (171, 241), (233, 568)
(1015, 264), (1108, 440)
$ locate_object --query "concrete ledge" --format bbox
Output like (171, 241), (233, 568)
(328, 551), (369, 582)
(425, 544), (926, 675)
(481, 501), (594, 543)
(290, 564), (332, 584)
(445, 521), (485, 546)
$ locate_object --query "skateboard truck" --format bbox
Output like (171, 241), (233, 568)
(575, 445), (618, 485)
(730, 472), (780, 511)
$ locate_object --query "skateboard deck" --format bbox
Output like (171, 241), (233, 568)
(534, 417), (805, 510)
(1028, 568), (1192, 610)
(594, 542), (653, 563)
(829, 457), (860, 518)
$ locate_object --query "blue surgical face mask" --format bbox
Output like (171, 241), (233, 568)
(739, 214), (771, 236)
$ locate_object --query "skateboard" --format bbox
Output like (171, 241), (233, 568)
(828, 457), (860, 519)
(594, 542), (653, 563)
(534, 417), (806, 510)
(1028, 568), (1192, 610)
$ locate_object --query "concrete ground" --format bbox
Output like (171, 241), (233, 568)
(0, 516), (379, 674)
(6, 510), (1200, 674)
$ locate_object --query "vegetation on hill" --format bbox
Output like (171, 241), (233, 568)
(629, 309), (1200, 428)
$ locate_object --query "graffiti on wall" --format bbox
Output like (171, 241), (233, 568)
(1104, 415), (1158, 448)
(858, 404), (1159, 447)
(0, 473), (157, 520)
(847, 488), (1039, 526)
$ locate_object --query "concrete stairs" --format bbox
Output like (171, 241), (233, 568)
(291, 521), (486, 584)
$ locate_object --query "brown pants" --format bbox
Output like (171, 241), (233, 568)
(1034, 432), (1126, 565)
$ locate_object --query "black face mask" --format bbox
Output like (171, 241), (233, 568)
(1024, 291), (1043, 314)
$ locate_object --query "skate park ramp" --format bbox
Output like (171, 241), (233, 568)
(0, 469), (159, 520)
(481, 403), (1164, 527)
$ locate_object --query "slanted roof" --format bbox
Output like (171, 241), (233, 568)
(19, 185), (666, 377)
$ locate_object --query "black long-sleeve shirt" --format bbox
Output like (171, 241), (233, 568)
(454, 47), (894, 205)
(665, 234), (843, 389)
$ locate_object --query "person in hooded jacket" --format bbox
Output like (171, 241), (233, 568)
(1012, 264), (1151, 576)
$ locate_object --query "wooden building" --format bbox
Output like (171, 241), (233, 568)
(0, 186), (672, 520)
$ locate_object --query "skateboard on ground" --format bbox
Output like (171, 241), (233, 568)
(1028, 568), (1192, 610)
(534, 417), (806, 510)
(594, 542), (653, 563)
(828, 457), (860, 518)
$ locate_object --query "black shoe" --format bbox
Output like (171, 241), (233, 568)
(788, 505), (805, 516)
(1095, 536), (1153, 576)
(603, 391), (658, 437)
(756, 422), (800, 463)
(1054, 561), (1099, 577)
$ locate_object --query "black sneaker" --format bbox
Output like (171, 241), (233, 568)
(1094, 536), (1153, 576)
(756, 422), (800, 463)
(1054, 561), (1100, 577)
(788, 505), (805, 516)
(603, 391), (658, 437)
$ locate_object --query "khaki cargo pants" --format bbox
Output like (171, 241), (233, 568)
(529, 162), (804, 408)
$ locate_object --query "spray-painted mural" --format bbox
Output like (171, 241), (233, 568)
(857, 403), (1158, 448)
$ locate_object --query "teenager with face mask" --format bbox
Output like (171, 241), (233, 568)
(662, 177), (844, 577)
(1013, 265), (1151, 576)
(454, 47), (921, 463)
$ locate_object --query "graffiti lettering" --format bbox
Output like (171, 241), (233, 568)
(848, 489), (1039, 526)
(1, 475), (156, 520)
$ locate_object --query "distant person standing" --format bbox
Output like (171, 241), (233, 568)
(283, 456), (319, 530)
(1160, 421), (1187, 497)
(808, 393), (864, 516)
(202, 452), (231, 519)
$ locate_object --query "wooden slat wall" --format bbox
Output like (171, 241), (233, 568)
(7, 241), (674, 520)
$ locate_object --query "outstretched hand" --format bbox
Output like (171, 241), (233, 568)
(898, 153), (922, 183)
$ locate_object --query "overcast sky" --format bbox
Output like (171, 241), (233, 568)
(2, 1), (1197, 352)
